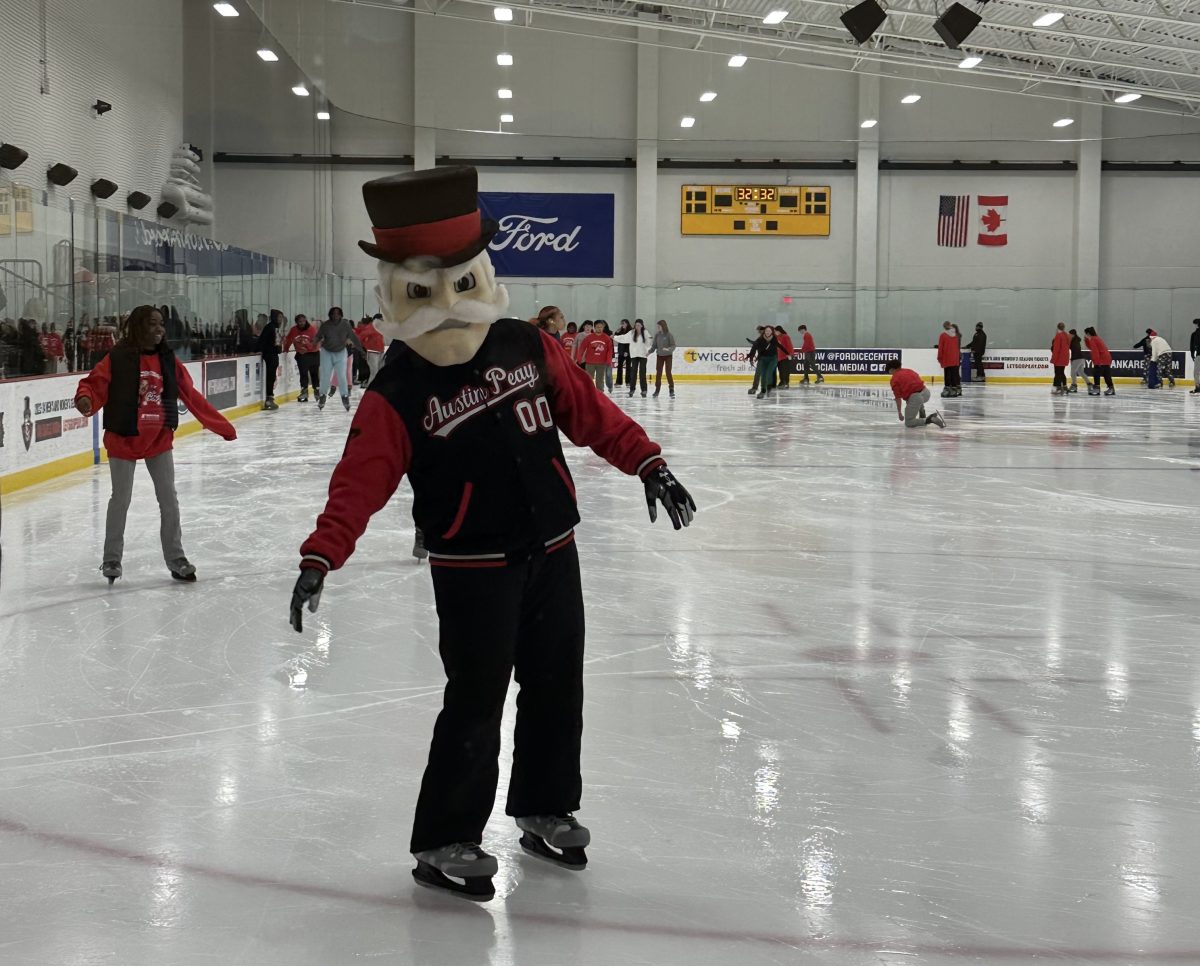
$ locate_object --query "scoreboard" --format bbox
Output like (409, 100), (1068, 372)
(680, 184), (831, 237)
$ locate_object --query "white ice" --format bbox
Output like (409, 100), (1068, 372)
(1, 383), (1198, 965)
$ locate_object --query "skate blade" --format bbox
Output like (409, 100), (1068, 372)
(519, 833), (588, 870)
(171, 572), (197, 582)
(412, 862), (495, 901)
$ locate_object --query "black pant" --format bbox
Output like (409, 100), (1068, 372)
(263, 351), (279, 398)
(1092, 365), (1114, 390)
(410, 540), (585, 853)
(1053, 365), (1067, 390)
(972, 352), (985, 380)
(778, 357), (791, 387)
(628, 357), (647, 393)
(353, 350), (370, 385)
(296, 352), (320, 393)
(944, 366), (961, 390)
(616, 347), (629, 386)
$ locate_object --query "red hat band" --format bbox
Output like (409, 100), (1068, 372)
(370, 210), (482, 262)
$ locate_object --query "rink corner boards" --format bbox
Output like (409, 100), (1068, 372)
(0, 390), (299, 498)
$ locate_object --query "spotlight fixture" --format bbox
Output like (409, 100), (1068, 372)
(680, 116), (696, 128)
(494, 6), (513, 20)
(157, 201), (179, 219)
(840, 0), (887, 45)
(728, 54), (747, 67)
(90, 178), (118, 199)
(1032, 11), (1063, 27)
(497, 52), (513, 66)
(500, 113), (514, 123)
(93, 99), (113, 115)
(498, 88), (513, 99)
(316, 110), (330, 120)
(762, 10), (787, 24)
(1052, 117), (1074, 127)
(0, 142), (29, 169)
(257, 48), (278, 62)
(700, 92), (717, 102)
(292, 84), (309, 96)
(860, 119), (878, 128)
(934, 3), (982, 50)
(47, 163), (78, 186)
(901, 93), (921, 104)
(958, 55), (982, 68)
(1114, 92), (1142, 104)
(127, 191), (152, 210)
(213, 2), (238, 15)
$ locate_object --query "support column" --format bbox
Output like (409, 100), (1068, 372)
(412, 15), (436, 170)
(854, 74), (880, 347)
(634, 32), (659, 324)
(1073, 96), (1102, 326)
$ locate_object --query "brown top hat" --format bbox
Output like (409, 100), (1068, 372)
(358, 166), (497, 266)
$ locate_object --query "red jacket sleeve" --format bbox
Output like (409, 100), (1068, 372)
(76, 354), (113, 410)
(175, 360), (237, 441)
(299, 392), (412, 572)
(540, 331), (663, 478)
(282, 326), (297, 352)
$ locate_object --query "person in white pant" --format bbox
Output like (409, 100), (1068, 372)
(1148, 332), (1176, 388)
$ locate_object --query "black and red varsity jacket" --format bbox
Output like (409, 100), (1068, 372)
(300, 319), (665, 569)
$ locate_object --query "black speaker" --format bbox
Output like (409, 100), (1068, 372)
(0, 142), (28, 170)
(933, 3), (982, 49)
(47, 162), (78, 186)
(91, 178), (118, 199)
(156, 201), (179, 219)
(127, 190), (152, 210)
(840, 0), (887, 44)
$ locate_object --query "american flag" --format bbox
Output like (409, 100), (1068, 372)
(937, 195), (970, 247)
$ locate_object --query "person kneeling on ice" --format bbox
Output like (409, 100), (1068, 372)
(74, 304), (237, 583)
(288, 167), (696, 902)
(886, 359), (945, 429)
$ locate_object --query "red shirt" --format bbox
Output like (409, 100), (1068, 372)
(577, 333), (614, 365)
(560, 332), (578, 355)
(45, 333), (64, 359)
(283, 323), (320, 354)
(776, 331), (794, 361)
(1085, 335), (1112, 366)
(890, 368), (926, 401)
(76, 352), (236, 461)
(800, 332), (815, 353)
(937, 332), (959, 369)
(1050, 330), (1071, 367)
(356, 323), (385, 353)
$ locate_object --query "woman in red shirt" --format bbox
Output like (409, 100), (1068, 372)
(1083, 326), (1115, 396)
(75, 305), (237, 583)
(937, 321), (961, 398)
(576, 322), (614, 392)
(1050, 322), (1071, 395)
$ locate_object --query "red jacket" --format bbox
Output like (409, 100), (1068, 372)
(356, 323), (385, 353)
(577, 333), (614, 365)
(283, 323), (320, 355)
(1085, 335), (1112, 366)
(937, 332), (959, 370)
(42, 333), (64, 360)
(890, 368), (926, 401)
(76, 352), (236, 461)
(560, 332), (578, 355)
(1050, 330), (1071, 367)
(775, 331), (794, 361)
(800, 331), (815, 353)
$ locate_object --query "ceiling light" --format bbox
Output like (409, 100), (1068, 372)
(494, 6), (513, 20)
(763, 10), (788, 24)
(1114, 92), (1142, 103)
(1033, 11), (1064, 27)
(728, 54), (747, 67)
(498, 88), (513, 99)
(292, 84), (309, 96)
(213, 2), (238, 15)
(680, 116), (696, 128)
(497, 52), (513, 66)
(1053, 117), (1074, 127)
(958, 55), (982, 69)
(316, 111), (330, 120)
(500, 113), (514, 123)
(700, 91), (717, 102)
(901, 94), (921, 104)
(257, 48), (279, 62)
(860, 119), (877, 128)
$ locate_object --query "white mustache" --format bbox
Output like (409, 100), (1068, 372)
(391, 288), (510, 341)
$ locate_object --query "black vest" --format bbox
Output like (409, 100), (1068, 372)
(370, 319), (579, 556)
(104, 344), (180, 437)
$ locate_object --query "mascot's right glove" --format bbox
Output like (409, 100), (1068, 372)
(642, 463), (696, 530)
(289, 567), (325, 633)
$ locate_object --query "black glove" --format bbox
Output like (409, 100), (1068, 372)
(643, 464), (696, 530)
(289, 568), (325, 633)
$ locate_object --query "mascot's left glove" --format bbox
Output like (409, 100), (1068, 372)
(290, 567), (325, 633)
(643, 464), (697, 530)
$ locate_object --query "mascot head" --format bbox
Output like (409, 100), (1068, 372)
(360, 166), (509, 344)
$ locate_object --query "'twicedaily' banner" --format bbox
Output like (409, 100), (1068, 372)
(479, 192), (614, 278)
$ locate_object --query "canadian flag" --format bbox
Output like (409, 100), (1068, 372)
(978, 195), (1008, 246)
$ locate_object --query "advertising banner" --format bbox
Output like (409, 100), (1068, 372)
(677, 347), (902, 377)
(0, 373), (93, 476)
(118, 214), (273, 277)
(798, 348), (902, 375)
(1104, 350), (1186, 380)
(479, 192), (614, 278)
(204, 359), (237, 410)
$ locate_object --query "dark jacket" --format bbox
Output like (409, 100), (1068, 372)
(751, 334), (778, 361)
(257, 320), (280, 356)
(104, 344), (180, 437)
(966, 329), (987, 355)
(1069, 334), (1084, 361)
(1190, 328), (1200, 357)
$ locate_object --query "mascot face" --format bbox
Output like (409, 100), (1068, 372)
(374, 250), (509, 344)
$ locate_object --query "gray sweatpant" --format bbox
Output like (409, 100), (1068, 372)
(104, 451), (185, 564)
(904, 387), (932, 427)
(1070, 359), (1088, 385)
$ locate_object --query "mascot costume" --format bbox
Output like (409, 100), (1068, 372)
(290, 167), (695, 901)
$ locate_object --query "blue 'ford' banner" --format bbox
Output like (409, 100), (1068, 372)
(479, 192), (614, 278)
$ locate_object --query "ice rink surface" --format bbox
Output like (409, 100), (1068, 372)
(1, 381), (1199, 966)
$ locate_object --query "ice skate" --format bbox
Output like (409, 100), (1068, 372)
(342, 395), (351, 412)
(756, 391), (766, 399)
(747, 388), (757, 395)
(411, 529), (428, 561)
(262, 396), (278, 411)
(816, 375), (824, 384)
(669, 389), (675, 398)
(516, 814), (590, 869)
(411, 843), (497, 901)
(927, 412), (946, 429)
(1104, 388), (1116, 396)
(940, 388), (950, 398)
(298, 391), (308, 403)
(1088, 386), (1101, 396)
(100, 560), (122, 584)
(168, 558), (197, 582)
(1068, 385), (1078, 394)
(317, 393), (327, 410)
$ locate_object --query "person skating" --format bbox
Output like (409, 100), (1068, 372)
(745, 325), (765, 395)
(356, 315), (387, 386)
(258, 309), (283, 410)
(774, 326), (795, 389)
(966, 323), (987, 382)
(1083, 326), (1115, 396)
(1050, 322), (1071, 395)
(938, 322), (961, 397)
(749, 326), (779, 399)
(1133, 329), (1154, 385)
(74, 305), (237, 583)
(283, 314), (321, 401)
(289, 167), (696, 902)
(614, 320), (631, 387)
(797, 325), (823, 384)
(559, 320), (578, 359)
(616, 319), (652, 396)
(573, 320), (593, 369)
(1190, 319), (1200, 393)
(886, 359), (945, 428)
(315, 307), (364, 411)
(577, 318), (615, 392)
(1067, 328), (1087, 394)
(1148, 330), (1175, 388)
(651, 320), (676, 397)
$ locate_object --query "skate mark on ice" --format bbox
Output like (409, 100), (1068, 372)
(830, 678), (893, 734)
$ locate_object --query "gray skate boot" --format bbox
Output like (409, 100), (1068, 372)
(168, 557), (197, 582)
(411, 528), (428, 561)
(516, 813), (590, 869)
(100, 560), (122, 584)
(412, 843), (497, 900)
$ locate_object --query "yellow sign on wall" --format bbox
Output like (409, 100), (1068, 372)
(0, 185), (35, 234)
(680, 184), (830, 237)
